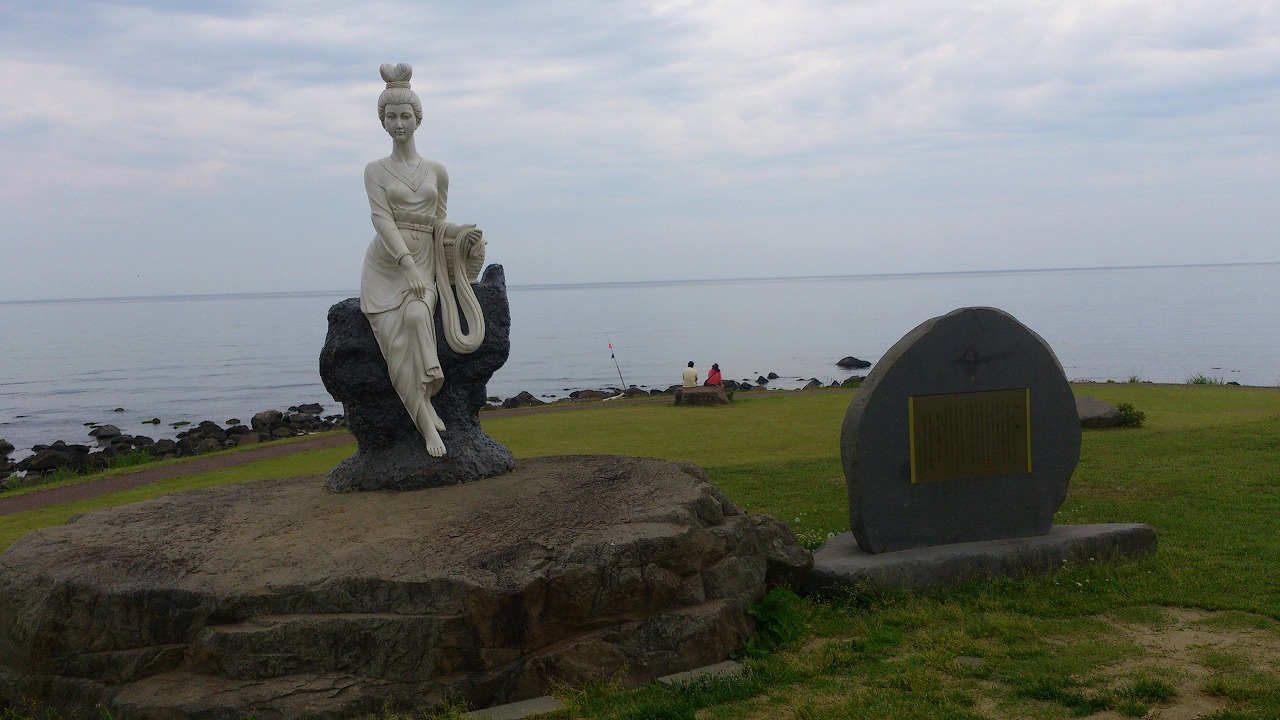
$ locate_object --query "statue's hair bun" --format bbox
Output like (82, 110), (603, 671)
(380, 63), (413, 88)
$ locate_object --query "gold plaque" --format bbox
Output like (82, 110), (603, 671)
(909, 388), (1031, 483)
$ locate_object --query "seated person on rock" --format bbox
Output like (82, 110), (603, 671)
(682, 361), (698, 388)
(704, 363), (723, 386)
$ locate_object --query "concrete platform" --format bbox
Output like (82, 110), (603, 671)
(809, 523), (1156, 593)
(463, 696), (563, 719)
(656, 660), (745, 686)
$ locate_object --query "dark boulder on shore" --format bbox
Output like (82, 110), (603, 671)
(0, 440), (13, 457)
(88, 424), (121, 440)
(502, 391), (546, 409)
(16, 442), (91, 474)
(837, 356), (872, 369)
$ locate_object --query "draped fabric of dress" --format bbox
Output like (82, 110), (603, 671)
(360, 158), (451, 439)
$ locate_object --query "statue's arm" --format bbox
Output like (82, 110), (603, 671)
(365, 163), (413, 262)
(434, 162), (481, 243)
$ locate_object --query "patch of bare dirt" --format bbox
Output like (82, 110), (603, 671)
(1083, 607), (1279, 720)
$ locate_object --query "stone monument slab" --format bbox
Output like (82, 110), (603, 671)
(841, 307), (1081, 553)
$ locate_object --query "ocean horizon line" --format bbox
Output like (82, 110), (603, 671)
(2, 260), (1277, 306)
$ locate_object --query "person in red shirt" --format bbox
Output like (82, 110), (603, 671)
(704, 363), (723, 386)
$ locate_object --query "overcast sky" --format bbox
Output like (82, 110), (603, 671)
(1, 0), (1277, 301)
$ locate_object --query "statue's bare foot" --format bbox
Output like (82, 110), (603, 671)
(424, 425), (446, 457)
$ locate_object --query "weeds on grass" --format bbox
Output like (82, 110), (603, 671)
(1189, 373), (1227, 385)
(2, 449), (157, 493)
(106, 449), (154, 469)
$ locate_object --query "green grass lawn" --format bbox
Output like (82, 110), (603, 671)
(2, 384), (1279, 719)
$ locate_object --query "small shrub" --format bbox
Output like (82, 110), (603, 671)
(1188, 374), (1226, 385)
(737, 587), (805, 658)
(1116, 403), (1146, 428)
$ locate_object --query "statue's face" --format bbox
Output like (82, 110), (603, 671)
(383, 103), (419, 142)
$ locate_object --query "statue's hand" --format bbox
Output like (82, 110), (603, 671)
(399, 256), (431, 298)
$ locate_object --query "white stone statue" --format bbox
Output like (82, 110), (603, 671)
(360, 63), (487, 457)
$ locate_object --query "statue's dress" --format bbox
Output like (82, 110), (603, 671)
(360, 157), (451, 439)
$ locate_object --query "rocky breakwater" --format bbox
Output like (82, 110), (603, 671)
(0, 405), (346, 491)
(0, 455), (811, 718)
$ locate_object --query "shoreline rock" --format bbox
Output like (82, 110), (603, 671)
(1, 404), (347, 491)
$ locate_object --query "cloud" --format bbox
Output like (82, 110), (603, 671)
(0, 0), (1277, 299)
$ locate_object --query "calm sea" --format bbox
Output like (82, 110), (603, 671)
(2, 263), (1278, 458)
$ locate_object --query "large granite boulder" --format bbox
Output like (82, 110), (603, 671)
(1076, 395), (1122, 429)
(320, 265), (515, 491)
(0, 455), (810, 718)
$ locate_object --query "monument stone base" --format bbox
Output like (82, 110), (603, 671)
(808, 523), (1156, 593)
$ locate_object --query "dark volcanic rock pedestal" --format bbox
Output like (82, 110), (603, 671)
(320, 264), (515, 491)
(0, 455), (812, 718)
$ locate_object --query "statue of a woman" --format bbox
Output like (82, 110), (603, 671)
(360, 63), (486, 458)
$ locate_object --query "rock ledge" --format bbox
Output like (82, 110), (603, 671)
(0, 455), (810, 718)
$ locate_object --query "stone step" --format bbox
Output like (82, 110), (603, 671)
(191, 612), (471, 681)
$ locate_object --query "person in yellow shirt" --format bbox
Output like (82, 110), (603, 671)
(682, 361), (698, 388)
